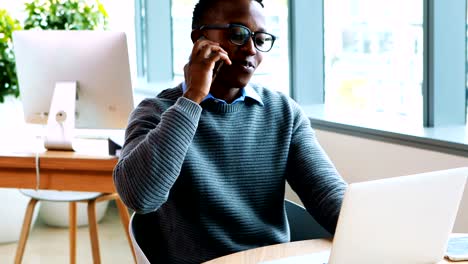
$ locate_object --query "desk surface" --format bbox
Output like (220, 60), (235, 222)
(204, 239), (331, 264)
(204, 235), (468, 264)
(0, 138), (117, 193)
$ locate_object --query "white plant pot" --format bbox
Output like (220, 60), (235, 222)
(39, 200), (109, 227)
(0, 189), (40, 244)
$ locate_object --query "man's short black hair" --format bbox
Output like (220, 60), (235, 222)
(192, 0), (264, 30)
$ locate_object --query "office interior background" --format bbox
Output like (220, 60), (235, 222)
(0, 0), (467, 240)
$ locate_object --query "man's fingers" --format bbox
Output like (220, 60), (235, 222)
(205, 52), (231, 67)
(201, 47), (232, 68)
(199, 44), (215, 60)
(198, 45), (226, 59)
(192, 39), (219, 54)
(219, 52), (232, 65)
(188, 39), (231, 74)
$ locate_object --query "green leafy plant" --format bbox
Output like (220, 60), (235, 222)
(0, 9), (22, 103)
(24, 0), (108, 30)
(0, 0), (108, 103)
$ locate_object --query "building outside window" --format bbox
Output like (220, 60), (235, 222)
(324, 0), (424, 124)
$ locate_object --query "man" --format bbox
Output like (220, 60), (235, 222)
(113, 0), (347, 263)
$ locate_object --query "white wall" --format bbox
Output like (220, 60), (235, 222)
(286, 129), (468, 232)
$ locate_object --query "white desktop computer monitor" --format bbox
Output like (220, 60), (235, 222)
(13, 30), (134, 150)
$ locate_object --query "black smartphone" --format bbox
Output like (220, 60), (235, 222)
(212, 61), (224, 81)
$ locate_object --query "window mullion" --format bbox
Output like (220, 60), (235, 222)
(289, 0), (325, 104)
(141, 0), (173, 83)
(424, 0), (466, 126)
(135, 0), (145, 78)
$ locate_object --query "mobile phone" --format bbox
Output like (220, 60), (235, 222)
(212, 61), (224, 82)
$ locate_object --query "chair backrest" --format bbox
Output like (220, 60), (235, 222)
(129, 212), (151, 264)
(285, 199), (332, 241)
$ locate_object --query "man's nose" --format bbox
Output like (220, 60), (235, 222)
(240, 37), (257, 56)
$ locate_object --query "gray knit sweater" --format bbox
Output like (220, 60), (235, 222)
(113, 84), (347, 263)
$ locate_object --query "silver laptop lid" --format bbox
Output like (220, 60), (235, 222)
(329, 167), (468, 264)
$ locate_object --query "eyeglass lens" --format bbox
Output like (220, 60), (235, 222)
(230, 26), (274, 52)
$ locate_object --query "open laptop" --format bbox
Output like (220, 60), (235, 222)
(263, 167), (468, 264)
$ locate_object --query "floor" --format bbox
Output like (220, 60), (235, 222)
(0, 201), (134, 264)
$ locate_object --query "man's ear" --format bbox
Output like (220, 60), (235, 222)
(191, 30), (203, 43)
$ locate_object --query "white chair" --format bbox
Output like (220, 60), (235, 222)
(15, 189), (136, 264)
(129, 212), (151, 264)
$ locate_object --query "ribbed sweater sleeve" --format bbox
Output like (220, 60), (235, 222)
(113, 96), (202, 213)
(286, 102), (347, 234)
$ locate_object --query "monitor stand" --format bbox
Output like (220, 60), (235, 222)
(44, 81), (77, 151)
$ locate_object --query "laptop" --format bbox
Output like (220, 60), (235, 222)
(263, 167), (468, 264)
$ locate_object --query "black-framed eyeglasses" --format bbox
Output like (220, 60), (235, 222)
(198, 24), (277, 52)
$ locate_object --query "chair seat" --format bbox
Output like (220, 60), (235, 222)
(20, 189), (102, 202)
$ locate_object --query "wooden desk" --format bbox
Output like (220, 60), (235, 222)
(0, 139), (118, 192)
(205, 235), (468, 264)
(204, 239), (331, 264)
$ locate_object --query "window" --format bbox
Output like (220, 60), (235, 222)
(99, 0), (136, 83)
(171, 0), (194, 81)
(324, 0), (424, 124)
(288, 0), (467, 150)
(171, 0), (290, 95)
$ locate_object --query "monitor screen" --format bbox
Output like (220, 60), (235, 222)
(13, 30), (134, 130)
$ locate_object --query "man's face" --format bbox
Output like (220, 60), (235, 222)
(200, 0), (267, 88)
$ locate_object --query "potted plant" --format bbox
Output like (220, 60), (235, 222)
(23, 0), (108, 30)
(0, 9), (21, 103)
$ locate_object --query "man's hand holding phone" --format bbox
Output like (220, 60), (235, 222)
(183, 37), (232, 104)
